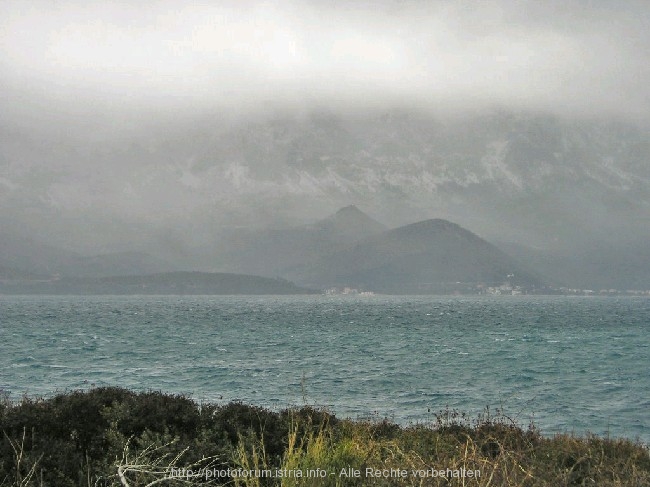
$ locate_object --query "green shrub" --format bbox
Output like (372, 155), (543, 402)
(0, 388), (648, 486)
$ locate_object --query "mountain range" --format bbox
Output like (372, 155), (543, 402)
(1, 205), (547, 294)
(2, 108), (649, 290)
(284, 216), (544, 293)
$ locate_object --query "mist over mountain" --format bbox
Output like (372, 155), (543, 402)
(0, 233), (82, 276)
(285, 217), (546, 293)
(497, 240), (650, 291)
(212, 204), (386, 277)
(2, 108), (649, 289)
(0, 232), (175, 278)
(0, 264), (45, 281)
(2, 107), (649, 289)
(196, 110), (650, 248)
(2, 1), (650, 291)
(3, 109), (649, 243)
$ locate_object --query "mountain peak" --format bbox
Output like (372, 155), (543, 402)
(393, 218), (463, 237)
(334, 204), (364, 217)
(318, 205), (386, 240)
(328, 205), (384, 227)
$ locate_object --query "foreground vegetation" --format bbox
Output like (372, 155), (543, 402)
(0, 388), (648, 486)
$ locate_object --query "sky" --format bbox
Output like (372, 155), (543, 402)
(2, 0), (650, 129)
(1, 0), (649, 260)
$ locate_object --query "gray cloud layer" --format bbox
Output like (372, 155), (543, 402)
(2, 0), (649, 125)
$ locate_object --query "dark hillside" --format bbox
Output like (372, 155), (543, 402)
(289, 219), (545, 293)
(0, 271), (316, 295)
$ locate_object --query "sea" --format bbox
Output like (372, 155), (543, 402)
(1, 295), (648, 443)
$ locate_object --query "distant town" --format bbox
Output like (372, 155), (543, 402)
(324, 282), (650, 297)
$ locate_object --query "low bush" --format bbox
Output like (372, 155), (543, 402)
(0, 388), (647, 486)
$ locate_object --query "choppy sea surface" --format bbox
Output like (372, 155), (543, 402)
(1, 295), (648, 442)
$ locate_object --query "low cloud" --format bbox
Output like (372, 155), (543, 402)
(2, 0), (649, 124)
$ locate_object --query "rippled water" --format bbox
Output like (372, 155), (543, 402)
(1, 295), (648, 442)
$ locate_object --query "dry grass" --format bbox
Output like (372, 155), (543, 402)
(230, 409), (650, 487)
(1, 389), (648, 486)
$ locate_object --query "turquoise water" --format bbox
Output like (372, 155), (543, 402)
(1, 295), (648, 442)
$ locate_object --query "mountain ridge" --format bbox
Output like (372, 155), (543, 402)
(214, 204), (386, 277)
(4, 109), (649, 251)
(0, 271), (317, 295)
(285, 213), (547, 293)
(4, 104), (650, 291)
